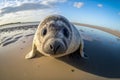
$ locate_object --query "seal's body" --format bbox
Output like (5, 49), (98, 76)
(25, 15), (86, 59)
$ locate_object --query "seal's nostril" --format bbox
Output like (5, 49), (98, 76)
(50, 44), (53, 50)
(56, 45), (60, 51)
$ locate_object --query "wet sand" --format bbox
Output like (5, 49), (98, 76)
(0, 23), (120, 80)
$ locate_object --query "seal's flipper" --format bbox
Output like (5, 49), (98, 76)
(25, 44), (37, 59)
(80, 40), (88, 59)
(80, 51), (88, 59)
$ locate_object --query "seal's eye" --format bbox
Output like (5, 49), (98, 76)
(41, 28), (47, 36)
(63, 28), (69, 38)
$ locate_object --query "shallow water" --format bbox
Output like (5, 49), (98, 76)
(70, 25), (120, 78)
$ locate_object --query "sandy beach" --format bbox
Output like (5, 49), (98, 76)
(0, 23), (120, 80)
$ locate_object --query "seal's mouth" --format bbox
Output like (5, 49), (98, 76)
(43, 38), (67, 55)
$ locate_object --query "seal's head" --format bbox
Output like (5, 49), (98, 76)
(37, 15), (72, 56)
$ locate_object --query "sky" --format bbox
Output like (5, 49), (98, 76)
(0, 0), (120, 31)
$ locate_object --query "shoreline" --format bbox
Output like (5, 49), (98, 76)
(73, 22), (120, 38)
(1, 22), (120, 38)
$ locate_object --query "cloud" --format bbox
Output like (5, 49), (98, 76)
(0, 9), (2, 13)
(0, 0), (66, 25)
(0, 9), (58, 25)
(40, 0), (67, 5)
(0, 3), (50, 15)
(73, 2), (84, 8)
(0, 0), (67, 15)
(97, 4), (103, 8)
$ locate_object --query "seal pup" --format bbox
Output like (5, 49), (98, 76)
(25, 15), (87, 59)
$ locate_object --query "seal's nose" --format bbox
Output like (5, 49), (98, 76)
(43, 39), (66, 55)
(49, 41), (61, 54)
